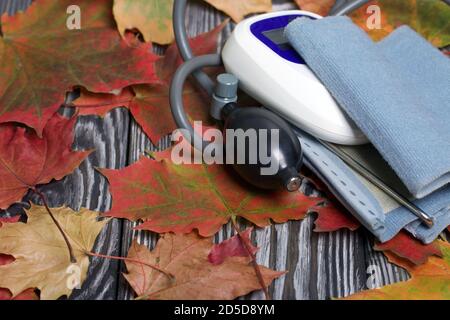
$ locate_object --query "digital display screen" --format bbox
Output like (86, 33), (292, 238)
(250, 14), (313, 64)
(262, 28), (292, 50)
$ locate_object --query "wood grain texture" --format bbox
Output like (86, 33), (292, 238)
(36, 106), (131, 300)
(0, 0), (410, 300)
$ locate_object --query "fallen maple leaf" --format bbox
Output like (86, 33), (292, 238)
(0, 0), (159, 135)
(204, 0), (272, 22)
(300, 170), (360, 232)
(350, 0), (450, 47)
(382, 250), (417, 271)
(124, 232), (283, 299)
(113, 0), (174, 45)
(74, 22), (226, 143)
(74, 87), (136, 118)
(100, 147), (322, 237)
(374, 231), (442, 265)
(208, 228), (258, 265)
(345, 241), (450, 300)
(311, 200), (360, 233)
(0, 114), (91, 210)
(0, 205), (108, 300)
(294, 0), (336, 16)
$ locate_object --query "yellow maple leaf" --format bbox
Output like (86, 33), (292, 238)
(0, 205), (108, 300)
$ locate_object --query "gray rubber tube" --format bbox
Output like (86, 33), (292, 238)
(170, 54), (222, 150)
(173, 0), (218, 95)
(330, 0), (370, 16)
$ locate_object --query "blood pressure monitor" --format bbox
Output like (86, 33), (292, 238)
(222, 10), (368, 145)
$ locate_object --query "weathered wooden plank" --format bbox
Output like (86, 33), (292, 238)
(34, 106), (131, 300)
(117, 124), (170, 300)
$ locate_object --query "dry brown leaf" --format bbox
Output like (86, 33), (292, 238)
(124, 233), (284, 300)
(0, 205), (108, 300)
(294, 0), (336, 16)
(204, 0), (272, 22)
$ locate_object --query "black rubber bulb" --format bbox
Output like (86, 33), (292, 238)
(222, 103), (303, 192)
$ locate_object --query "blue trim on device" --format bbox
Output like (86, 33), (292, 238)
(250, 14), (316, 64)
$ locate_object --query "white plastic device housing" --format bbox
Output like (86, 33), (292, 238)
(221, 10), (368, 145)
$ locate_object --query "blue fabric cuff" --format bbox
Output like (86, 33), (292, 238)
(285, 16), (450, 199)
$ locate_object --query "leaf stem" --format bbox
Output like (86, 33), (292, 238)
(32, 188), (77, 263)
(231, 217), (270, 300)
(85, 251), (175, 280)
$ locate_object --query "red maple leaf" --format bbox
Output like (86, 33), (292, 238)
(0, 114), (91, 209)
(0, 0), (159, 135)
(100, 148), (322, 237)
(312, 200), (360, 233)
(208, 228), (258, 265)
(301, 170), (360, 232)
(0, 216), (20, 226)
(374, 231), (443, 265)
